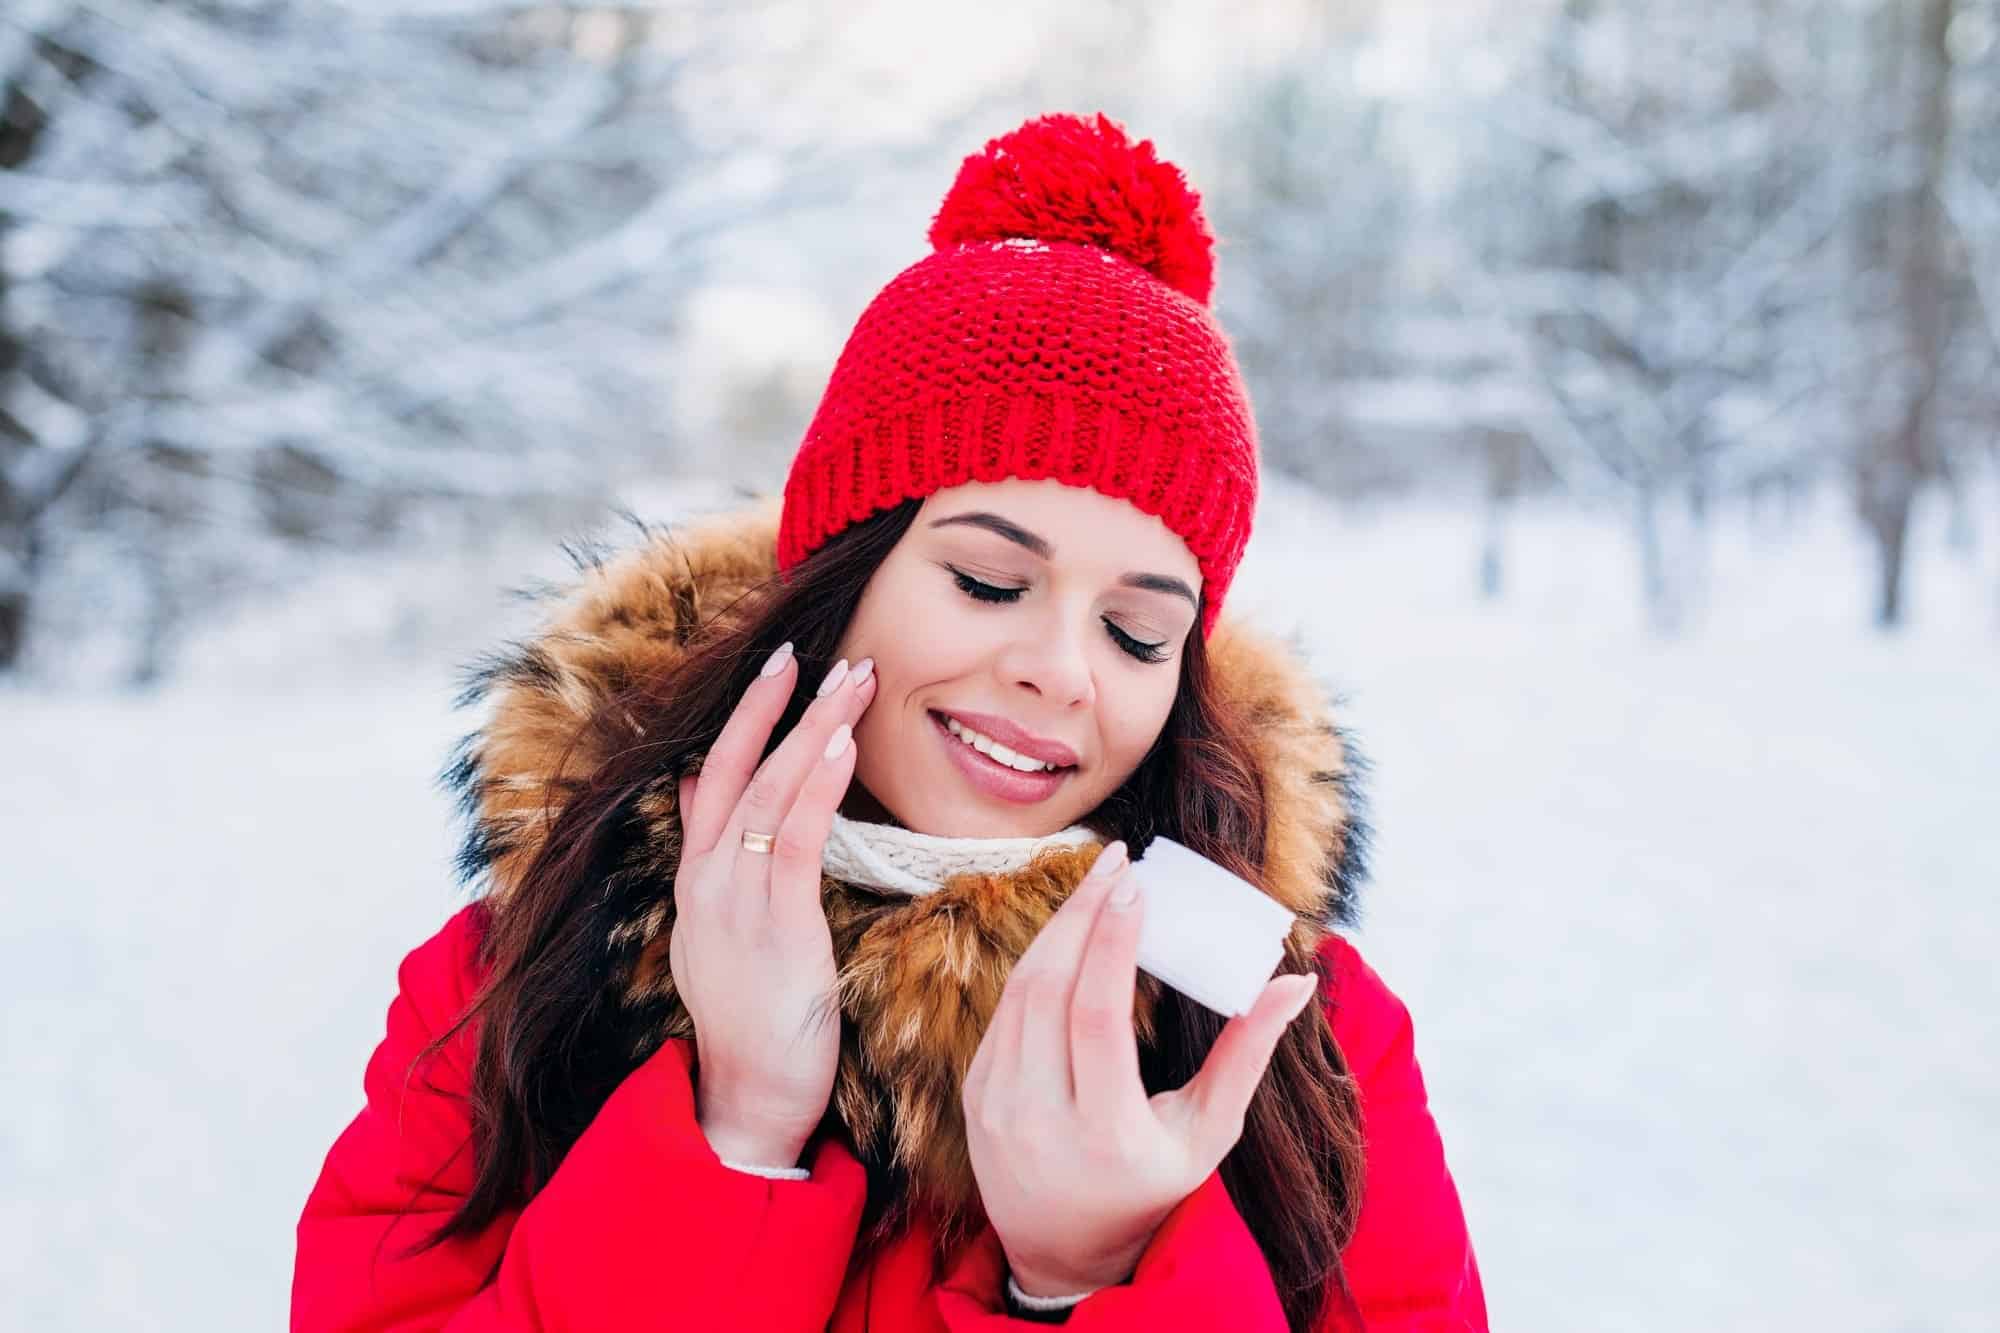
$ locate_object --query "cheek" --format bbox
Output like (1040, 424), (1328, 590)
(856, 585), (992, 696)
(854, 584), (926, 644)
(839, 579), (973, 758)
(844, 558), (981, 660)
(1091, 670), (1177, 779)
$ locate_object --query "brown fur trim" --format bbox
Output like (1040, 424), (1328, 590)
(445, 499), (785, 903)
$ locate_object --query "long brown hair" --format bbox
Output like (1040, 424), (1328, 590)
(409, 499), (1368, 1332)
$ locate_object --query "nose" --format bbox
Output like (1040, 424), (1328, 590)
(996, 615), (1095, 710)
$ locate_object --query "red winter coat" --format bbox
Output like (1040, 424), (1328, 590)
(292, 900), (1486, 1331)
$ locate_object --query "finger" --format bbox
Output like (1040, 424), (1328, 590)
(1007, 841), (1129, 1104)
(765, 720), (857, 931)
(681, 640), (797, 854)
(1010, 840), (1127, 977)
(1069, 858), (1146, 1119)
(1174, 974), (1318, 1154)
(718, 656), (876, 860)
(677, 772), (698, 837)
(966, 965), (1025, 1124)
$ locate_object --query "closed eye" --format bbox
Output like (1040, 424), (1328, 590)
(1104, 619), (1170, 664)
(947, 566), (1172, 665)
(949, 567), (1024, 603)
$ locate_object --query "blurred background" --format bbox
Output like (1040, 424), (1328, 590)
(3, 0), (1995, 1328)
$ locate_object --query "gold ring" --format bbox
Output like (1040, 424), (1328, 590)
(740, 829), (776, 855)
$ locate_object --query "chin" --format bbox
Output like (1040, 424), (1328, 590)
(907, 797), (1090, 840)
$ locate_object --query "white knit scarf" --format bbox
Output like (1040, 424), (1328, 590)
(820, 812), (1100, 897)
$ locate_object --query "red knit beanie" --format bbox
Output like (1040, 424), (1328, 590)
(776, 111), (1259, 638)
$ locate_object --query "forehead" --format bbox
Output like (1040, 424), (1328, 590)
(914, 477), (1201, 581)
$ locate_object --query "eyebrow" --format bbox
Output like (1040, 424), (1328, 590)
(927, 511), (1200, 611)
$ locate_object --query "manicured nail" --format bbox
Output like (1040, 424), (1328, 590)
(824, 723), (852, 760)
(817, 658), (850, 697)
(1089, 840), (1127, 880)
(1282, 975), (1318, 1019)
(850, 656), (874, 686)
(1110, 868), (1141, 909)
(760, 641), (795, 677)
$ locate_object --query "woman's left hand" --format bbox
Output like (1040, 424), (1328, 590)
(961, 840), (1321, 1300)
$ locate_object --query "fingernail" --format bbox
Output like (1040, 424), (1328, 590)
(760, 641), (795, 677)
(851, 656), (874, 686)
(1110, 866), (1140, 909)
(824, 722), (852, 760)
(1284, 975), (1318, 1018)
(817, 658), (850, 697)
(1088, 840), (1127, 880)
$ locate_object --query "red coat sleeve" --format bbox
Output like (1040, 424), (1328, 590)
(933, 934), (1487, 1332)
(291, 903), (869, 1332)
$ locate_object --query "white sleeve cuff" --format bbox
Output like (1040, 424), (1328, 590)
(1006, 1273), (1098, 1310)
(718, 1157), (811, 1180)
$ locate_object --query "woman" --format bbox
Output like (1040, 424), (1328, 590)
(292, 112), (1486, 1331)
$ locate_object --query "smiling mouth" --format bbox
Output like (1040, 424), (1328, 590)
(928, 710), (1077, 774)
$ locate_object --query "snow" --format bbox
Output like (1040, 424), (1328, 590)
(3, 480), (1995, 1331)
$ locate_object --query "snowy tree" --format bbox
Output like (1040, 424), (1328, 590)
(1424, 0), (1861, 626)
(1841, 0), (1998, 626)
(1203, 43), (1417, 498)
(0, 0), (871, 680)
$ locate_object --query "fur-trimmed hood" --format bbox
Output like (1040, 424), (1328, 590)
(445, 498), (1371, 1242)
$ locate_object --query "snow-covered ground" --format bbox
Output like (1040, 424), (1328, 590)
(4, 480), (1995, 1331)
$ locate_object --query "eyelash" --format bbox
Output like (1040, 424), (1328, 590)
(947, 568), (1172, 665)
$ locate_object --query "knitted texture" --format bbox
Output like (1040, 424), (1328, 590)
(776, 112), (1260, 638)
(820, 812), (1098, 898)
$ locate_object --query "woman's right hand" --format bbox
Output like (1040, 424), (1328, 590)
(670, 643), (876, 1171)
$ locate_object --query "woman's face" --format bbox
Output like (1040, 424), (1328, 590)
(832, 477), (1203, 838)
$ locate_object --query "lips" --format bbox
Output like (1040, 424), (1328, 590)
(928, 710), (1078, 805)
(931, 709), (1081, 768)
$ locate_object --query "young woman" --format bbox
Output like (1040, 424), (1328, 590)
(291, 112), (1487, 1332)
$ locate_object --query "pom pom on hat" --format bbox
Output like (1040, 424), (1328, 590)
(926, 111), (1218, 306)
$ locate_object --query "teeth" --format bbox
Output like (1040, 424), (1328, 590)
(944, 716), (1060, 773)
